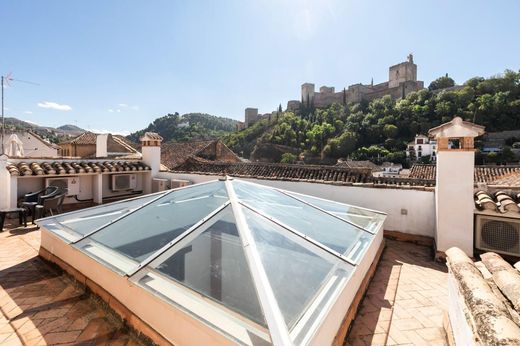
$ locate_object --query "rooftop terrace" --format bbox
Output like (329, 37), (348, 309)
(0, 217), (448, 345)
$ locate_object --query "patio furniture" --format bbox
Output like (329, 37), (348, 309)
(21, 186), (59, 223)
(0, 208), (27, 231)
(36, 188), (68, 218)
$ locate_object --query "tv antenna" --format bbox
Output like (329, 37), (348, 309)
(1, 73), (40, 154)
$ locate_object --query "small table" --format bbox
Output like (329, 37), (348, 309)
(0, 208), (27, 231)
(21, 201), (38, 223)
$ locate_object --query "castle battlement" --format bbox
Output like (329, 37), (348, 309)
(287, 55), (424, 111)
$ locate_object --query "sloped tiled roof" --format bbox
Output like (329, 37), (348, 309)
(409, 164), (520, 184)
(336, 159), (381, 171)
(60, 132), (98, 145)
(161, 140), (215, 169)
(488, 171), (520, 187)
(113, 135), (140, 151)
(6, 161), (150, 176)
(173, 157), (375, 184)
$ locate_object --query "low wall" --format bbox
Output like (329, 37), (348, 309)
(157, 172), (436, 237)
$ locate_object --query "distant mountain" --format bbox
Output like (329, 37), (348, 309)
(2, 117), (85, 143)
(128, 112), (239, 143)
(57, 124), (84, 133)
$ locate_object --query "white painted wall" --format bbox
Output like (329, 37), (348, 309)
(435, 151), (474, 255)
(96, 134), (108, 158)
(13, 172), (148, 207)
(0, 156), (11, 209)
(157, 172), (436, 237)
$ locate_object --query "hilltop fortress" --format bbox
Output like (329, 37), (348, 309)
(242, 55), (424, 128)
(288, 54), (424, 112)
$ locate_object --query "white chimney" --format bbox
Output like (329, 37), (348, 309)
(96, 134), (108, 158)
(140, 132), (163, 177)
(429, 117), (485, 257)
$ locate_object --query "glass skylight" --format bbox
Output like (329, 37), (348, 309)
(37, 193), (163, 242)
(37, 178), (386, 345)
(75, 181), (229, 272)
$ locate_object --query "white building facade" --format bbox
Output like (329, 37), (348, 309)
(407, 134), (437, 161)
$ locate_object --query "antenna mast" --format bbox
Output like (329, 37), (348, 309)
(1, 76), (4, 155)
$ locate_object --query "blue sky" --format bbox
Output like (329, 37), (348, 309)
(1, 0), (519, 134)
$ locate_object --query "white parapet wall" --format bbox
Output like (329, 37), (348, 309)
(157, 172), (436, 238)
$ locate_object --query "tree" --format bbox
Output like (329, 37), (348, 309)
(280, 152), (297, 164)
(383, 124), (398, 139)
(429, 75), (455, 90)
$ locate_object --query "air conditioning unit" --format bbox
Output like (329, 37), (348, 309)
(152, 178), (168, 192)
(170, 179), (191, 189)
(475, 214), (520, 257)
(45, 177), (80, 196)
(111, 174), (137, 191)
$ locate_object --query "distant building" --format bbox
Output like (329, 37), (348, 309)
(380, 162), (403, 176)
(1, 131), (59, 158)
(245, 108), (259, 127)
(406, 134), (437, 161)
(58, 132), (140, 159)
(236, 121), (246, 131)
(287, 55), (424, 111)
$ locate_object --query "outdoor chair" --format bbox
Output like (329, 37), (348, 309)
(37, 188), (68, 218)
(21, 186), (59, 223)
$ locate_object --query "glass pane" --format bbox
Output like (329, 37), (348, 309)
(38, 193), (162, 242)
(242, 207), (352, 331)
(285, 192), (386, 233)
(233, 181), (373, 259)
(79, 181), (229, 266)
(150, 208), (266, 327)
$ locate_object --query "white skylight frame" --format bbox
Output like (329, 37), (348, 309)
(36, 177), (386, 346)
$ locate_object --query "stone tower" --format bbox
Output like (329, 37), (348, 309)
(429, 117), (485, 256)
(388, 54), (418, 88)
(301, 83), (315, 106)
(244, 108), (259, 127)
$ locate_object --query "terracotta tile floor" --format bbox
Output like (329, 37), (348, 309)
(0, 220), (142, 345)
(346, 240), (449, 346)
(0, 217), (449, 346)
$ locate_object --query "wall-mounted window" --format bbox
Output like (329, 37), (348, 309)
(416, 139), (424, 144)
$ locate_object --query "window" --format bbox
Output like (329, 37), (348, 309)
(448, 138), (461, 149)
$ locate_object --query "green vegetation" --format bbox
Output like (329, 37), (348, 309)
(280, 153), (297, 164)
(224, 69), (520, 164)
(428, 75), (455, 90)
(128, 112), (239, 143)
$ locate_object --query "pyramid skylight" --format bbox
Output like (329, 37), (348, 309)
(37, 178), (386, 345)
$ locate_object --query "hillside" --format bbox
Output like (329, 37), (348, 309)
(223, 69), (520, 164)
(3, 117), (85, 143)
(57, 124), (84, 133)
(127, 112), (239, 143)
